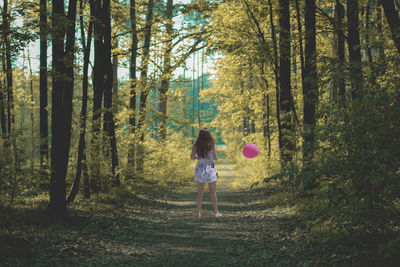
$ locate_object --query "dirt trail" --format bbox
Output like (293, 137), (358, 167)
(126, 145), (299, 266)
(1, 146), (300, 266)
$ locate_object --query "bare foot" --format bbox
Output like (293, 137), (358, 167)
(215, 212), (222, 218)
(197, 212), (201, 218)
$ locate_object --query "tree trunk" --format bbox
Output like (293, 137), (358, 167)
(379, 0), (400, 54)
(136, 0), (154, 173)
(159, 0), (173, 141)
(127, 0), (138, 175)
(67, 0), (93, 204)
(102, 0), (120, 186)
(2, 0), (14, 138)
(278, 0), (295, 169)
(259, 64), (271, 158)
(347, 0), (363, 101)
(268, 0), (282, 157)
(112, 38), (119, 115)
(39, 0), (49, 174)
(27, 50), (35, 170)
(303, 0), (318, 188)
(0, 74), (6, 136)
(47, 0), (77, 218)
(335, 0), (346, 108)
(90, 0), (105, 190)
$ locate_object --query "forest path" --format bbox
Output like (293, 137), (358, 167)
(119, 145), (299, 266)
(1, 146), (300, 266)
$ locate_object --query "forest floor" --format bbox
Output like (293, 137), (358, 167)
(1, 146), (314, 266)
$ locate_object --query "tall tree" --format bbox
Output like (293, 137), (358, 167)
(278, 0), (295, 168)
(159, 0), (173, 141)
(2, 0), (14, 138)
(127, 0), (138, 175)
(101, 0), (120, 186)
(136, 0), (154, 173)
(268, 0), (282, 158)
(347, 0), (363, 100)
(67, 0), (93, 203)
(379, 0), (400, 54)
(335, 0), (346, 107)
(92, 0), (120, 186)
(39, 0), (48, 172)
(47, 0), (77, 217)
(302, 0), (318, 188)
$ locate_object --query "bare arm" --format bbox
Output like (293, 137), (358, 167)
(190, 145), (197, 160)
(213, 144), (218, 160)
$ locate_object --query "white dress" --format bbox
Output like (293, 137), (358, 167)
(194, 150), (218, 183)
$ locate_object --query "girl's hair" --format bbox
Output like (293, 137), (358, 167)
(194, 127), (215, 158)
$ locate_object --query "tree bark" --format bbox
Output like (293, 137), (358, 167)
(47, 0), (77, 218)
(268, 0), (282, 157)
(90, 0), (104, 190)
(347, 0), (363, 101)
(379, 0), (400, 54)
(67, 0), (93, 204)
(127, 0), (138, 175)
(102, 0), (120, 186)
(136, 0), (154, 173)
(159, 0), (174, 141)
(335, 0), (346, 108)
(278, 0), (295, 169)
(39, 0), (49, 173)
(303, 0), (318, 188)
(0, 73), (6, 136)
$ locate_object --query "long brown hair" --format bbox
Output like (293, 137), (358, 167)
(194, 128), (215, 158)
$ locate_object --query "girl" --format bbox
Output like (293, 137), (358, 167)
(191, 128), (222, 218)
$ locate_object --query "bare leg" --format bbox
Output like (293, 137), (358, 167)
(196, 182), (205, 218)
(208, 181), (222, 217)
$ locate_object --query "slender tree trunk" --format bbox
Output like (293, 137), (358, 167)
(278, 0), (295, 169)
(112, 38), (119, 115)
(303, 0), (318, 188)
(379, 0), (400, 53)
(294, 0), (305, 91)
(136, 0), (154, 173)
(0, 73), (6, 136)
(127, 0), (138, 175)
(47, 0), (77, 218)
(260, 64), (271, 158)
(90, 0), (105, 190)
(67, 0), (93, 203)
(39, 0), (49, 173)
(376, 5), (386, 76)
(348, 0), (363, 101)
(335, 0), (346, 108)
(268, 0), (282, 156)
(2, 0), (14, 138)
(159, 0), (173, 141)
(365, 0), (373, 65)
(27, 50), (35, 170)
(102, 0), (120, 186)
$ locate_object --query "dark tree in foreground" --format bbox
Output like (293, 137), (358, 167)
(278, 0), (295, 168)
(39, 0), (48, 173)
(47, 0), (77, 217)
(302, 0), (318, 188)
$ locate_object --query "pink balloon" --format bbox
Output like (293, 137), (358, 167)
(243, 143), (259, 158)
